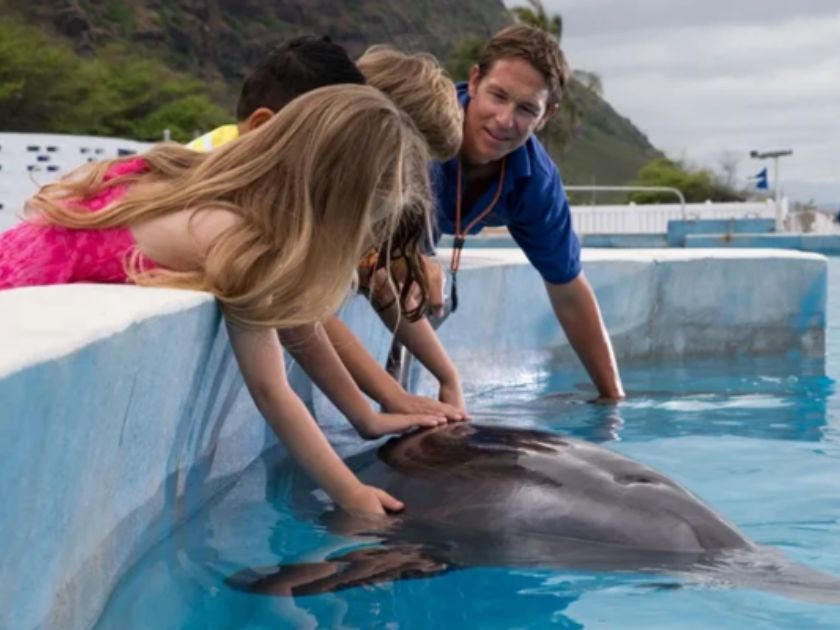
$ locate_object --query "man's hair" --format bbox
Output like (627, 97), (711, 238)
(477, 24), (571, 107)
(235, 35), (366, 120)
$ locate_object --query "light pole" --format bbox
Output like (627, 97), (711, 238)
(749, 149), (793, 207)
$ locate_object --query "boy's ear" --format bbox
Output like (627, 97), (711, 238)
(535, 102), (560, 132)
(243, 107), (276, 132)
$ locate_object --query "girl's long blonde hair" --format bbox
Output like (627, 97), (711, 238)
(26, 85), (432, 329)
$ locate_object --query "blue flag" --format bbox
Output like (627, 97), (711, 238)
(755, 167), (768, 190)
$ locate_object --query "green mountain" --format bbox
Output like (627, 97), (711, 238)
(556, 82), (662, 189)
(0, 0), (661, 186)
(2, 0), (510, 80)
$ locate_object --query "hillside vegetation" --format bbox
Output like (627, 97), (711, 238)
(0, 0), (662, 186)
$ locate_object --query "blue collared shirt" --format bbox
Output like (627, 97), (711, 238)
(432, 84), (581, 284)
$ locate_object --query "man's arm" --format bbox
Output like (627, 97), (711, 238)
(545, 273), (625, 401)
(503, 153), (623, 401)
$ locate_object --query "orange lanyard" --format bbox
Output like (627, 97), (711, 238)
(448, 157), (507, 311)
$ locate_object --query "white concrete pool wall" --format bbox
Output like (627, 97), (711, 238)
(0, 248), (828, 629)
(442, 247), (826, 358)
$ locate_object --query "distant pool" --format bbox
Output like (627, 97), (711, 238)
(96, 260), (840, 629)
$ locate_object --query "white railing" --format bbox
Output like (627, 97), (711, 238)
(571, 200), (782, 235)
(567, 185), (686, 218)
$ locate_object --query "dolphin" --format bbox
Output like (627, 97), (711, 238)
(227, 423), (840, 603)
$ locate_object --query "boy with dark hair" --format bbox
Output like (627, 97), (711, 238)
(188, 36), (366, 151)
(235, 35), (367, 120)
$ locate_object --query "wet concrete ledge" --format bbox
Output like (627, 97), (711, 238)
(442, 230), (840, 254)
(683, 233), (840, 255)
(0, 248), (827, 628)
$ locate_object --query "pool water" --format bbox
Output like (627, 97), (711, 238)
(96, 261), (840, 629)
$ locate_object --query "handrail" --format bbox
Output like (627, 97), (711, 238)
(565, 185), (687, 220)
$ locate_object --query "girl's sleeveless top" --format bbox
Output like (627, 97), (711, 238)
(0, 158), (156, 290)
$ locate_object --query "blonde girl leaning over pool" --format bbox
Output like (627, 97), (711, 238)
(0, 85), (431, 514)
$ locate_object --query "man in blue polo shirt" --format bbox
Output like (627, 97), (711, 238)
(433, 24), (624, 400)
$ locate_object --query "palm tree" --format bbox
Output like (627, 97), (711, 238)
(510, 0), (563, 42)
(509, 0), (603, 155)
(573, 69), (603, 98)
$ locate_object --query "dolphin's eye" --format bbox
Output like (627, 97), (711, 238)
(615, 474), (656, 485)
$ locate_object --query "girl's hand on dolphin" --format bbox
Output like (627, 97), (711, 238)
(439, 379), (468, 417)
(339, 484), (405, 515)
(357, 411), (448, 439)
(382, 390), (468, 422)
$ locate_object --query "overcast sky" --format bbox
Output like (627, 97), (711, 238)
(521, 1), (840, 203)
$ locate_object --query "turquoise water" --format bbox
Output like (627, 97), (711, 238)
(97, 263), (840, 629)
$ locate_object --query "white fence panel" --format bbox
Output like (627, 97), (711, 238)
(571, 201), (780, 235)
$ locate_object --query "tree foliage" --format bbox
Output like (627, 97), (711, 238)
(573, 70), (602, 97)
(444, 35), (485, 82)
(630, 157), (747, 203)
(0, 21), (229, 141)
(510, 0), (562, 41)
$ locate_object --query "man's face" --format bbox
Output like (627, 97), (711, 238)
(462, 57), (553, 165)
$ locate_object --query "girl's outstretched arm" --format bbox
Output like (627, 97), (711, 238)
(278, 323), (449, 438)
(359, 259), (467, 412)
(322, 316), (468, 418)
(226, 322), (404, 515)
(368, 298), (466, 413)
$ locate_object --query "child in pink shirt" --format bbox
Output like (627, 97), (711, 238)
(0, 85), (429, 516)
(0, 158), (153, 287)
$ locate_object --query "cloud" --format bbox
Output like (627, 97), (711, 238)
(516, 2), (840, 201)
(545, 0), (840, 36)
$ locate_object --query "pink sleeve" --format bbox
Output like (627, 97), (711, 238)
(0, 223), (76, 289)
(76, 157), (148, 212)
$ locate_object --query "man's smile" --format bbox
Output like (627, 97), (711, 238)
(483, 126), (510, 144)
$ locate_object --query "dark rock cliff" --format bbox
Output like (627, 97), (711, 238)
(0, 0), (661, 184)
(7, 0), (511, 82)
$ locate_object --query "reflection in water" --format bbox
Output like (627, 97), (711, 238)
(475, 353), (834, 445)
